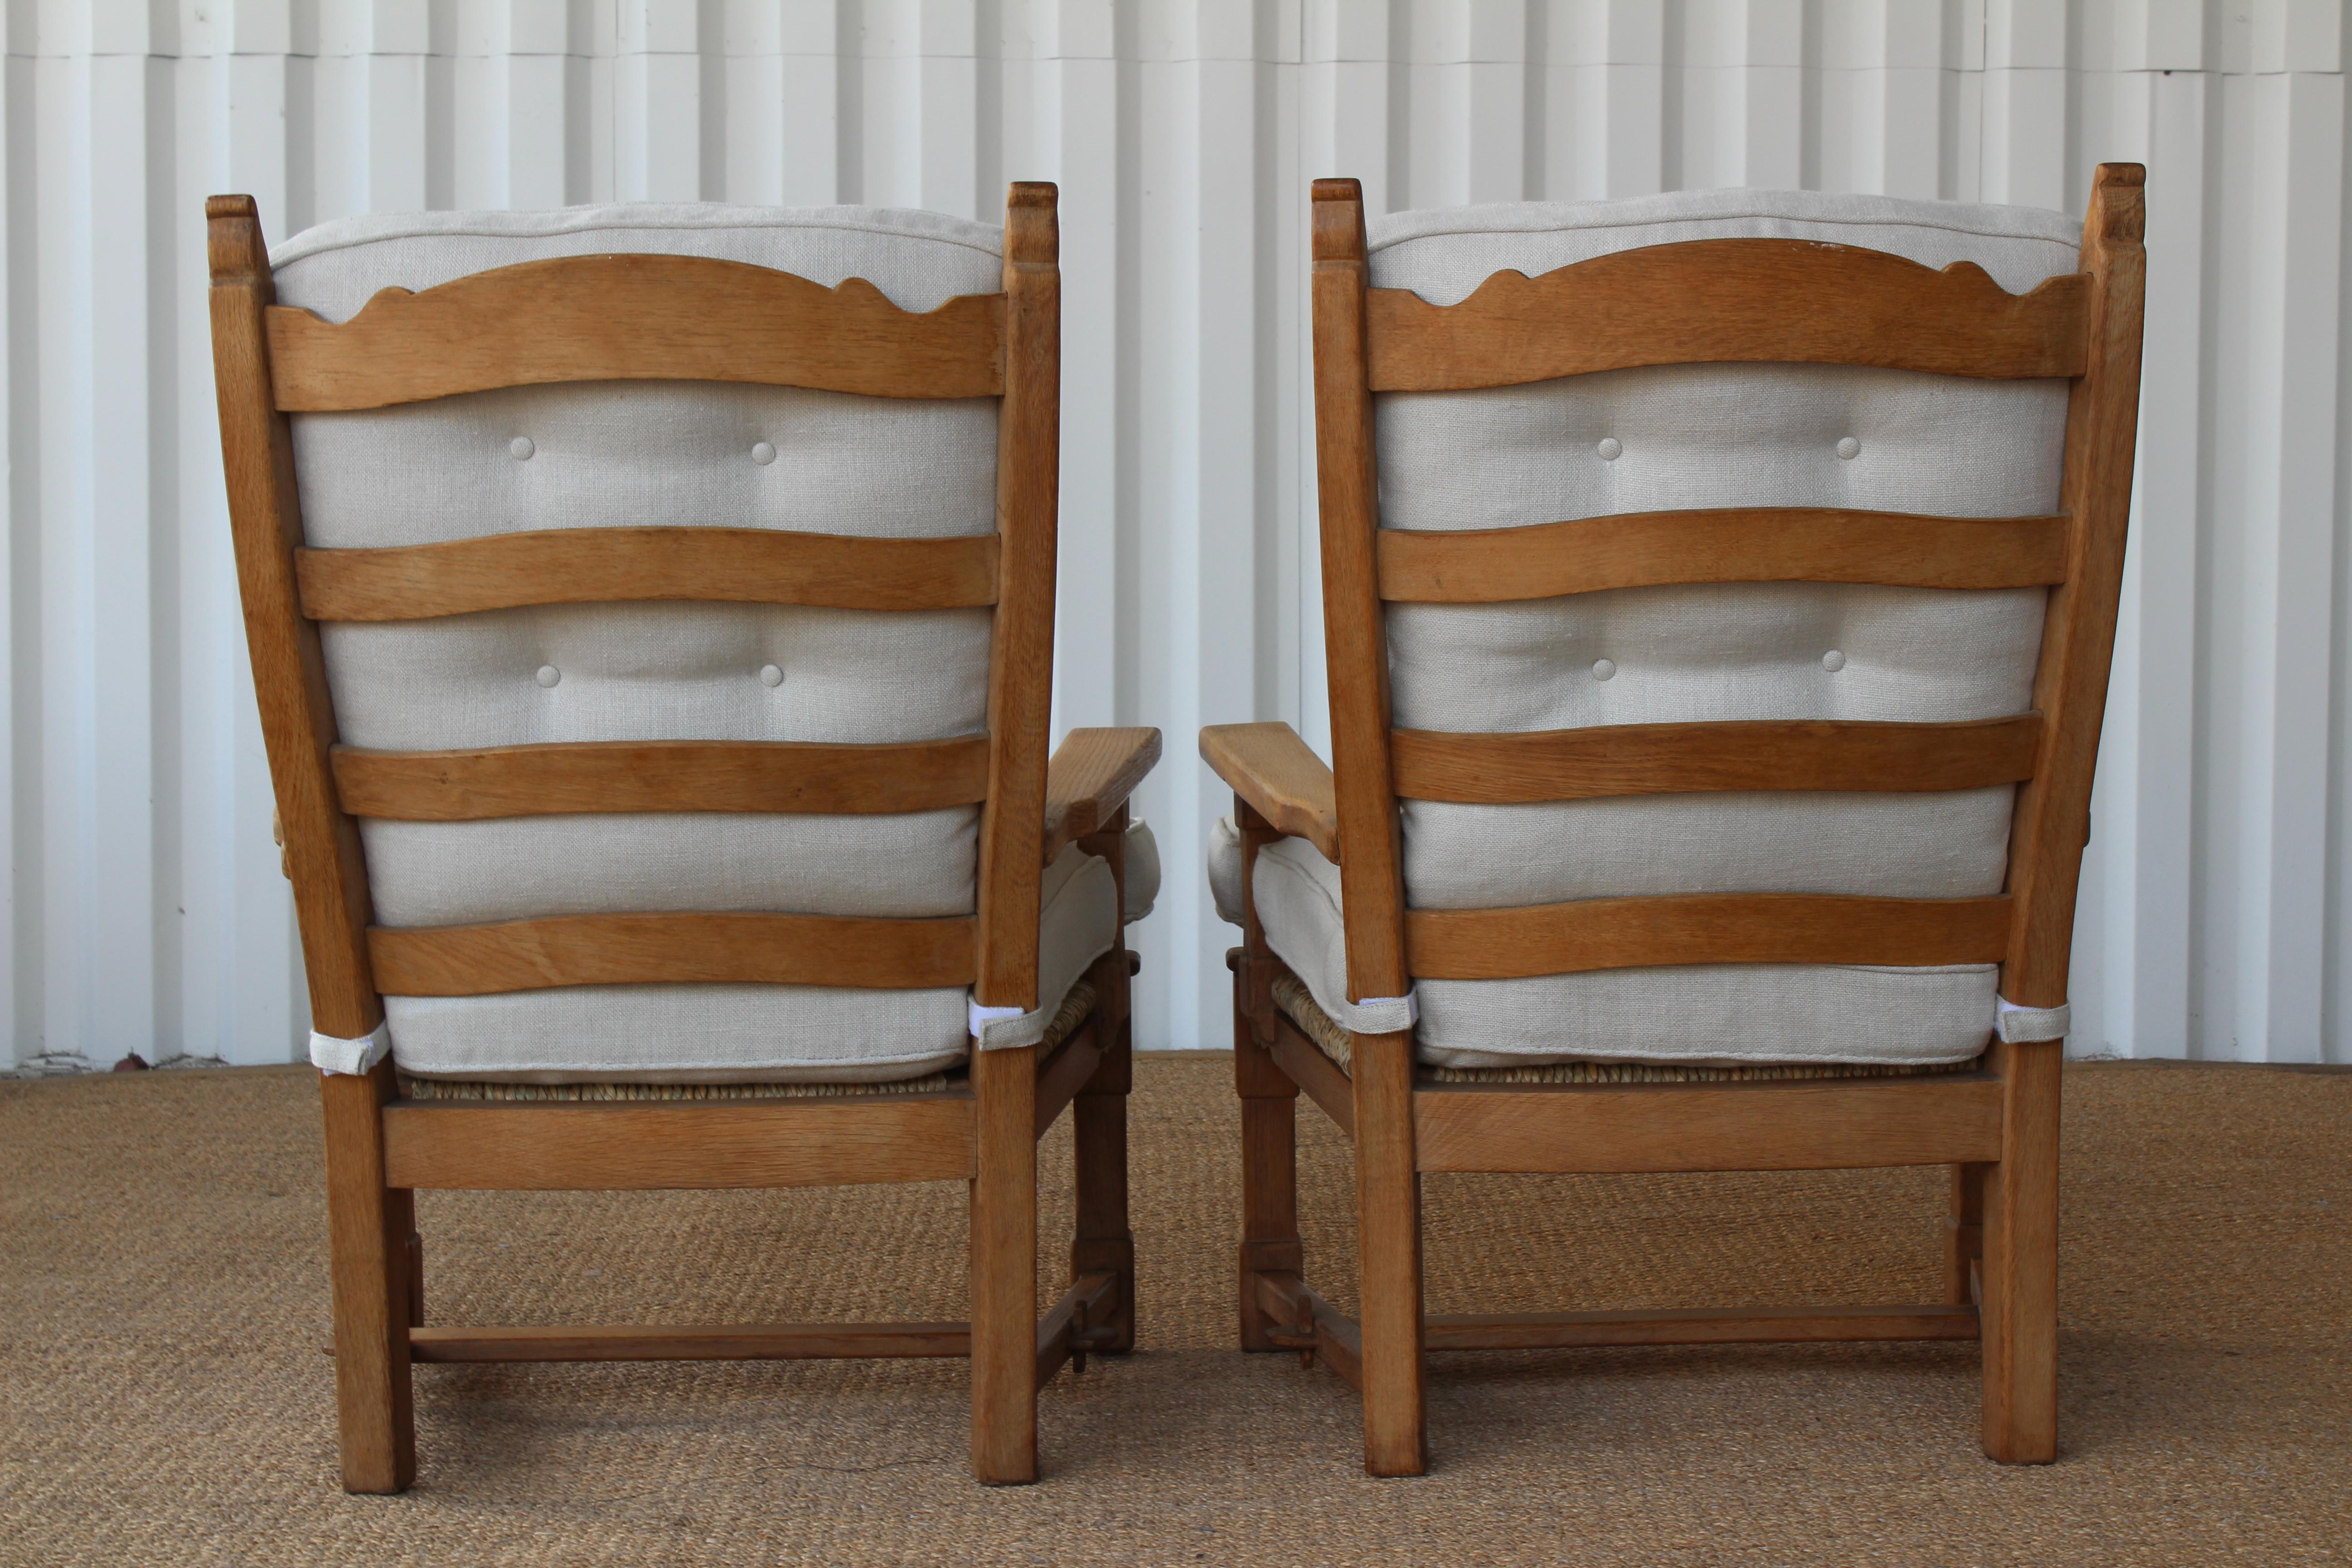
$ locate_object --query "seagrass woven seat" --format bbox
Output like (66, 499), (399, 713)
(208, 184), (1162, 1490)
(1204, 169), (2146, 1475)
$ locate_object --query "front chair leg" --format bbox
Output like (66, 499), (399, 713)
(970, 1042), (1040, 1485)
(1070, 949), (1136, 1352)
(1234, 949), (1303, 1350)
(319, 1063), (416, 1494)
(1981, 1039), (2061, 1463)
(1351, 1028), (1427, 1477)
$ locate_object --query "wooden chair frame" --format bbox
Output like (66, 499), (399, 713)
(1206, 167), (2146, 1476)
(207, 185), (1161, 1490)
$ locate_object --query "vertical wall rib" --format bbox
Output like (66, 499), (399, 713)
(4, 0), (2346, 1067)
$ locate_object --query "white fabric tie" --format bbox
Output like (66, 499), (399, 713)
(1350, 991), (1419, 1033)
(968, 998), (1026, 1044)
(311, 1021), (392, 1076)
(1994, 996), (2069, 1043)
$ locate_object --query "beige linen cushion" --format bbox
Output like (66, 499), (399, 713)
(280, 203), (1114, 1083)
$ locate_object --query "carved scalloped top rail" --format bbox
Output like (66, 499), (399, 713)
(1364, 239), (2091, 391)
(266, 253), (1008, 410)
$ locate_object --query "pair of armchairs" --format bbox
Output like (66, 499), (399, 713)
(207, 168), (2144, 1490)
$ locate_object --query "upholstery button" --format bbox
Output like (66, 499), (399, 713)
(1822, 650), (1846, 672)
(1597, 437), (1622, 461)
(758, 664), (784, 687)
(510, 436), (535, 461)
(535, 665), (561, 688)
(1836, 436), (1860, 460)
(751, 441), (777, 466)
(1591, 658), (1617, 681)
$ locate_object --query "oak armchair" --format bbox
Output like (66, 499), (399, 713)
(208, 185), (1161, 1490)
(1208, 170), (2144, 1475)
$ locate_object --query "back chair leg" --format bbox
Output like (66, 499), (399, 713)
(1235, 951), (1303, 1350)
(1981, 1040), (2061, 1464)
(970, 1043), (1040, 1485)
(319, 1064), (416, 1494)
(1351, 1029), (1427, 1477)
(1945, 1161), (1988, 1306)
(1071, 970), (1136, 1352)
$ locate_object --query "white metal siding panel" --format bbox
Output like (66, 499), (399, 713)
(7, 0), (2349, 1068)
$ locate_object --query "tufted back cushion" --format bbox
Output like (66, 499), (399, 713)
(1366, 190), (2081, 1058)
(276, 205), (1006, 1078)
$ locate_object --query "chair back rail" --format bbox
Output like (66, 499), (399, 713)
(266, 253), (1007, 409)
(1308, 167), (2147, 993)
(1388, 715), (2043, 804)
(330, 738), (992, 819)
(1375, 508), (2069, 601)
(367, 912), (977, 995)
(1364, 237), (2091, 392)
(207, 186), (1063, 1015)
(297, 528), (1001, 620)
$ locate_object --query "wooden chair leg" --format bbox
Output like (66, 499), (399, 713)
(1352, 1028), (1426, 1477)
(1981, 1040), (2060, 1464)
(1944, 1161), (1987, 1306)
(1235, 952), (1303, 1350)
(970, 1042), (1039, 1485)
(1071, 998), (1135, 1352)
(319, 1063), (415, 1494)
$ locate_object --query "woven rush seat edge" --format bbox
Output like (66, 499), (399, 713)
(397, 979), (1101, 1102)
(1268, 970), (1985, 1083)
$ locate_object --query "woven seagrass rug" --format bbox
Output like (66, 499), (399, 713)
(3, 1055), (2346, 1566)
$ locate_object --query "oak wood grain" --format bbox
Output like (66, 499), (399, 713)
(267, 254), (1006, 409)
(973, 184), (1060, 1015)
(1311, 182), (1410, 1000)
(382, 1096), (975, 1190)
(1041, 726), (1162, 864)
(1199, 722), (1342, 863)
(208, 197), (385, 1043)
(970, 1041), (1039, 1485)
(1404, 892), (2012, 979)
(1413, 1074), (2004, 1173)
(1423, 1303), (1980, 1350)
(331, 737), (991, 819)
(1367, 238), (2090, 391)
(368, 912), (976, 995)
(296, 527), (1001, 620)
(1388, 714), (2044, 803)
(409, 1321), (973, 1361)
(1376, 508), (2071, 602)
(1270, 1011), (1356, 1139)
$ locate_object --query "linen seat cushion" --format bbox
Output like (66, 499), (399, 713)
(1214, 189), (2082, 1069)
(275, 203), (1115, 1083)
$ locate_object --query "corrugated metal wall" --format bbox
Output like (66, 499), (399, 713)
(5, 0), (2346, 1069)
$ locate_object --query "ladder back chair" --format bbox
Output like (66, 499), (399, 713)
(1205, 168), (2144, 1475)
(207, 185), (1161, 1490)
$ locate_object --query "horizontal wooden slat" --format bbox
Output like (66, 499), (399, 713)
(268, 254), (1005, 409)
(1421, 1303), (1980, 1350)
(1404, 893), (2012, 979)
(369, 912), (975, 995)
(1034, 1271), (1121, 1388)
(1376, 509), (2071, 601)
(1390, 715), (2043, 804)
(1366, 240), (2089, 390)
(332, 737), (991, 820)
(382, 1097), (975, 1189)
(1413, 1075), (2004, 1173)
(1253, 1271), (1364, 1391)
(409, 1321), (972, 1361)
(297, 528), (1001, 620)
(1270, 1012), (1355, 1138)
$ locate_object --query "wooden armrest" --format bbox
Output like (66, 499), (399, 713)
(1042, 727), (1163, 864)
(1198, 722), (1341, 864)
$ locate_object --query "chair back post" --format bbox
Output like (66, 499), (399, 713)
(206, 194), (384, 1041)
(1308, 178), (1410, 1004)
(2000, 163), (2149, 1009)
(975, 182), (1061, 1011)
